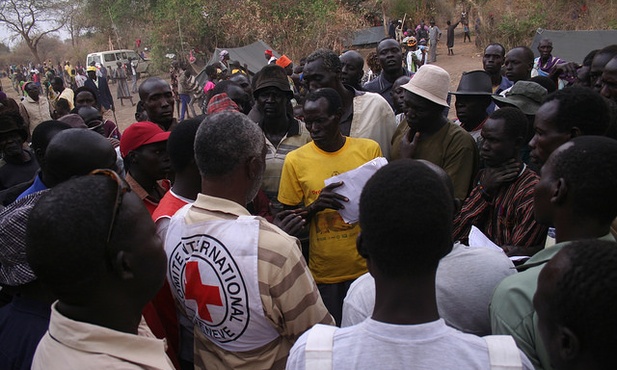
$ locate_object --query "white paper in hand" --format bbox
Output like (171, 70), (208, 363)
(323, 157), (388, 224)
(468, 226), (504, 253)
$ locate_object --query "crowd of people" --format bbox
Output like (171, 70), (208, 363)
(0, 28), (617, 370)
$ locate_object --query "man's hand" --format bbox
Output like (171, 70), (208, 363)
(399, 130), (421, 159)
(305, 181), (347, 217)
(273, 209), (306, 236)
(479, 159), (520, 196)
(550, 61), (579, 80)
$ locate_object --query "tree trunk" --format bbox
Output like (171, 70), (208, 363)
(25, 38), (42, 65)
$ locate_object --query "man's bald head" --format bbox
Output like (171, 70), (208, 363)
(138, 77), (168, 101)
(138, 77), (174, 129)
(45, 129), (117, 187)
(340, 50), (365, 88)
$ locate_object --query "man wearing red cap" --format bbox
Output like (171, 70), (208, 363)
(265, 49), (277, 64)
(120, 122), (172, 214)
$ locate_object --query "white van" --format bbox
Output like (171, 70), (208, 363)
(86, 49), (150, 76)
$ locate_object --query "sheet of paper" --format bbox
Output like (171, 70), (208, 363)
(468, 226), (531, 262)
(468, 226), (504, 253)
(324, 157), (388, 224)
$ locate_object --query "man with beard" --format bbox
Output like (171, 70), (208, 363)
(364, 38), (412, 110)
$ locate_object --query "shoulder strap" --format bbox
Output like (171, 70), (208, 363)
(304, 324), (337, 370)
(483, 335), (523, 370)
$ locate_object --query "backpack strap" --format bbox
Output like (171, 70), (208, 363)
(483, 335), (523, 370)
(304, 324), (337, 370)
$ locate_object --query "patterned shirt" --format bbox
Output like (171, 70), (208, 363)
(453, 165), (547, 249)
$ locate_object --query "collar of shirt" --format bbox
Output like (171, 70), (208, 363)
(125, 173), (168, 202)
(517, 233), (616, 271)
(193, 193), (251, 218)
(47, 302), (172, 369)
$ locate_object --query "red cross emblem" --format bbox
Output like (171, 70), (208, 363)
(184, 261), (223, 322)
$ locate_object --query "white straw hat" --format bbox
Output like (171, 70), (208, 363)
(402, 64), (450, 107)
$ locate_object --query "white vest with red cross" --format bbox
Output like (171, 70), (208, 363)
(165, 205), (279, 352)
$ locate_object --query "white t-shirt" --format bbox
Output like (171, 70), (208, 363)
(286, 318), (533, 369)
(342, 243), (516, 335)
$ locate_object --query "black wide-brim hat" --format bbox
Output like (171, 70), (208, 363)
(451, 70), (493, 96)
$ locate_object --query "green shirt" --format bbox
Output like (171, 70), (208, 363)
(490, 233), (616, 370)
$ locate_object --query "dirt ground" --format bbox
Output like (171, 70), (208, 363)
(1, 28), (482, 130)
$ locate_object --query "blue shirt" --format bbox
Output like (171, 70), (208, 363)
(0, 296), (51, 370)
(16, 172), (47, 201)
(487, 76), (513, 114)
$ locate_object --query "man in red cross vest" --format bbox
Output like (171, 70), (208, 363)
(164, 111), (333, 370)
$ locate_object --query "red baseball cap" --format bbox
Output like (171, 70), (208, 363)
(120, 121), (170, 158)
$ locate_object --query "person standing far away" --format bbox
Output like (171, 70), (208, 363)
(84, 65), (114, 121)
(26, 172), (175, 370)
(113, 61), (135, 107)
(428, 19), (442, 63)
(278, 88), (382, 325)
(127, 57), (139, 93)
(50, 77), (74, 111)
(490, 136), (617, 370)
(18, 82), (52, 139)
(265, 49), (278, 64)
(177, 67), (192, 121)
(285, 159), (534, 370)
(164, 111), (333, 370)
(405, 36), (426, 73)
(415, 19), (429, 41)
(169, 61), (180, 117)
(446, 20), (460, 56)
(462, 13), (471, 42)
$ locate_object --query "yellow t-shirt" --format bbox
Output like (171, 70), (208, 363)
(278, 138), (382, 284)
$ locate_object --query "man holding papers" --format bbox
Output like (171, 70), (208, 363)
(278, 88), (382, 325)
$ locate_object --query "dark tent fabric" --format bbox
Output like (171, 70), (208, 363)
(205, 40), (279, 76)
(531, 29), (617, 64)
(349, 26), (387, 48)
